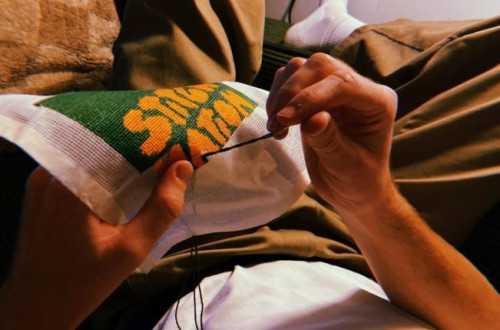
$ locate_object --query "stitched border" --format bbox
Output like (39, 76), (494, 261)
(371, 29), (424, 52)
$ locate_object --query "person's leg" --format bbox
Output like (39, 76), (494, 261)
(331, 17), (495, 95)
(284, 0), (364, 51)
(87, 13), (499, 328)
(333, 16), (500, 246)
(85, 190), (370, 329)
(110, 0), (265, 90)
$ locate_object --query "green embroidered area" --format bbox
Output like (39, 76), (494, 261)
(39, 83), (258, 172)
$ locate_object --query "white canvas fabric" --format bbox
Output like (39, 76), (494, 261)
(155, 260), (433, 330)
(0, 82), (310, 270)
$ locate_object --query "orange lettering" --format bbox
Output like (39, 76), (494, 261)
(187, 128), (220, 168)
(138, 95), (186, 125)
(197, 108), (227, 144)
(123, 109), (172, 156)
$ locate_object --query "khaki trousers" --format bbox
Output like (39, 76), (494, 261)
(86, 4), (500, 328)
(332, 17), (500, 247)
(110, 0), (265, 89)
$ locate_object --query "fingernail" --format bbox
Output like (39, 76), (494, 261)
(267, 106), (295, 133)
(175, 162), (193, 186)
(277, 106), (295, 120)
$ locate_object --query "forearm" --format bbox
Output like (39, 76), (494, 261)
(0, 162), (191, 330)
(339, 182), (500, 329)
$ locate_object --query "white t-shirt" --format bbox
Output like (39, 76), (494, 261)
(154, 260), (432, 329)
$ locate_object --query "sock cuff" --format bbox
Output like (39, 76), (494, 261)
(321, 16), (365, 48)
(320, 0), (348, 6)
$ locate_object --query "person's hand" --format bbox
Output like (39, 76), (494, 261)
(0, 161), (193, 330)
(267, 54), (500, 329)
(266, 53), (397, 215)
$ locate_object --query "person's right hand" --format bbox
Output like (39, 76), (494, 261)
(266, 53), (398, 216)
(267, 54), (500, 330)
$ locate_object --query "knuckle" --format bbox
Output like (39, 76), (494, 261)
(286, 57), (306, 71)
(309, 52), (334, 65)
(299, 87), (321, 101)
(322, 70), (358, 99)
(330, 70), (357, 86)
(275, 66), (285, 77)
(278, 82), (302, 100)
(379, 85), (398, 117)
(385, 86), (398, 106)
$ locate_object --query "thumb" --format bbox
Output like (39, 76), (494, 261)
(123, 160), (193, 249)
(301, 111), (344, 158)
(301, 111), (358, 180)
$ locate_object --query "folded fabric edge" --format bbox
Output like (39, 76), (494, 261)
(0, 112), (128, 224)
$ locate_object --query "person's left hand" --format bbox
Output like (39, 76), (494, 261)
(0, 161), (193, 330)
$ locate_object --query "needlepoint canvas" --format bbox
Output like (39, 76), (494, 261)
(0, 82), (309, 270)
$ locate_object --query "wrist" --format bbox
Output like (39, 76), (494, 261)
(336, 178), (415, 230)
(332, 169), (399, 215)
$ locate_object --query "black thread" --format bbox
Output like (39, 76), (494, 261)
(192, 271), (199, 330)
(194, 240), (205, 330)
(174, 132), (274, 327)
(174, 240), (205, 330)
(175, 246), (196, 330)
(191, 240), (201, 330)
(201, 133), (274, 162)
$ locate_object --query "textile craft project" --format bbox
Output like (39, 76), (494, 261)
(0, 82), (310, 270)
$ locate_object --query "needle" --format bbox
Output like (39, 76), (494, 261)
(201, 132), (274, 161)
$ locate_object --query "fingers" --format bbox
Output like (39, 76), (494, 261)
(266, 58), (306, 139)
(124, 160), (193, 250)
(300, 111), (351, 172)
(266, 53), (397, 134)
(266, 57), (306, 119)
(267, 54), (348, 133)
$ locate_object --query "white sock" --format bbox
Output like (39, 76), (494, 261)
(284, 0), (364, 50)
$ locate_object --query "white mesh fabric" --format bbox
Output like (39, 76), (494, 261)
(0, 84), (311, 272)
(142, 83), (310, 270)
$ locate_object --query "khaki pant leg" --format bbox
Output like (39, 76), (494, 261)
(88, 16), (500, 328)
(110, 0), (264, 89)
(334, 17), (500, 246)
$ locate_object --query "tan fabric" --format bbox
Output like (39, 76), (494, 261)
(0, 0), (120, 169)
(0, 0), (119, 95)
(86, 16), (500, 328)
(110, 0), (265, 89)
(128, 190), (368, 297)
(1, 1), (497, 325)
(333, 17), (500, 246)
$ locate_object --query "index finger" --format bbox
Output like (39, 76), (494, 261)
(266, 53), (348, 134)
(266, 57), (306, 118)
(274, 69), (397, 129)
